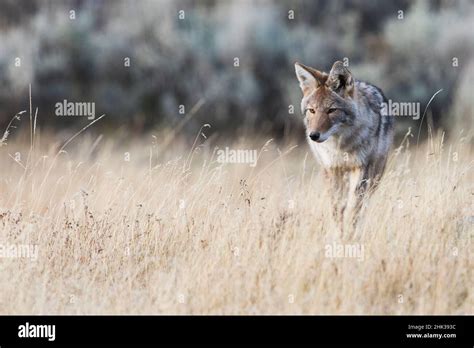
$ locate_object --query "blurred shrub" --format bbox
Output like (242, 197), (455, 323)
(0, 0), (472, 141)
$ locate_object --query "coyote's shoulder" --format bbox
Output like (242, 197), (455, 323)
(349, 79), (394, 168)
(355, 79), (394, 146)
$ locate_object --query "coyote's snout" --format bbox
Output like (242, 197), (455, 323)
(295, 61), (394, 226)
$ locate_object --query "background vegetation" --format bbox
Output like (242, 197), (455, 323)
(0, 0), (472, 141)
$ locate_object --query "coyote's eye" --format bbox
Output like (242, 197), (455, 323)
(307, 108), (316, 114)
(327, 108), (337, 114)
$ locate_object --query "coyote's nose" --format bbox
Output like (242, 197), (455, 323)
(309, 132), (320, 141)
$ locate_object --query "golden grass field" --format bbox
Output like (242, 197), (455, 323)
(0, 115), (472, 314)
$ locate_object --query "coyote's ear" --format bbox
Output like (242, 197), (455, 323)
(327, 61), (354, 97)
(295, 62), (327, 95)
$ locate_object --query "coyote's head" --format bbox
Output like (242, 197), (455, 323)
(294, 61), (356, 143)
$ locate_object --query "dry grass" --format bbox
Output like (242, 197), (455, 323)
(0, 121), (472, 314)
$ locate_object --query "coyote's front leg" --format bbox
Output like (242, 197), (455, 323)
(326, 167), (366, 232)
(325, 168), (349, 231)
(345, 167), (365, 227)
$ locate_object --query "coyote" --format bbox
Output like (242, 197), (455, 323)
(294, 61), (394, 225)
